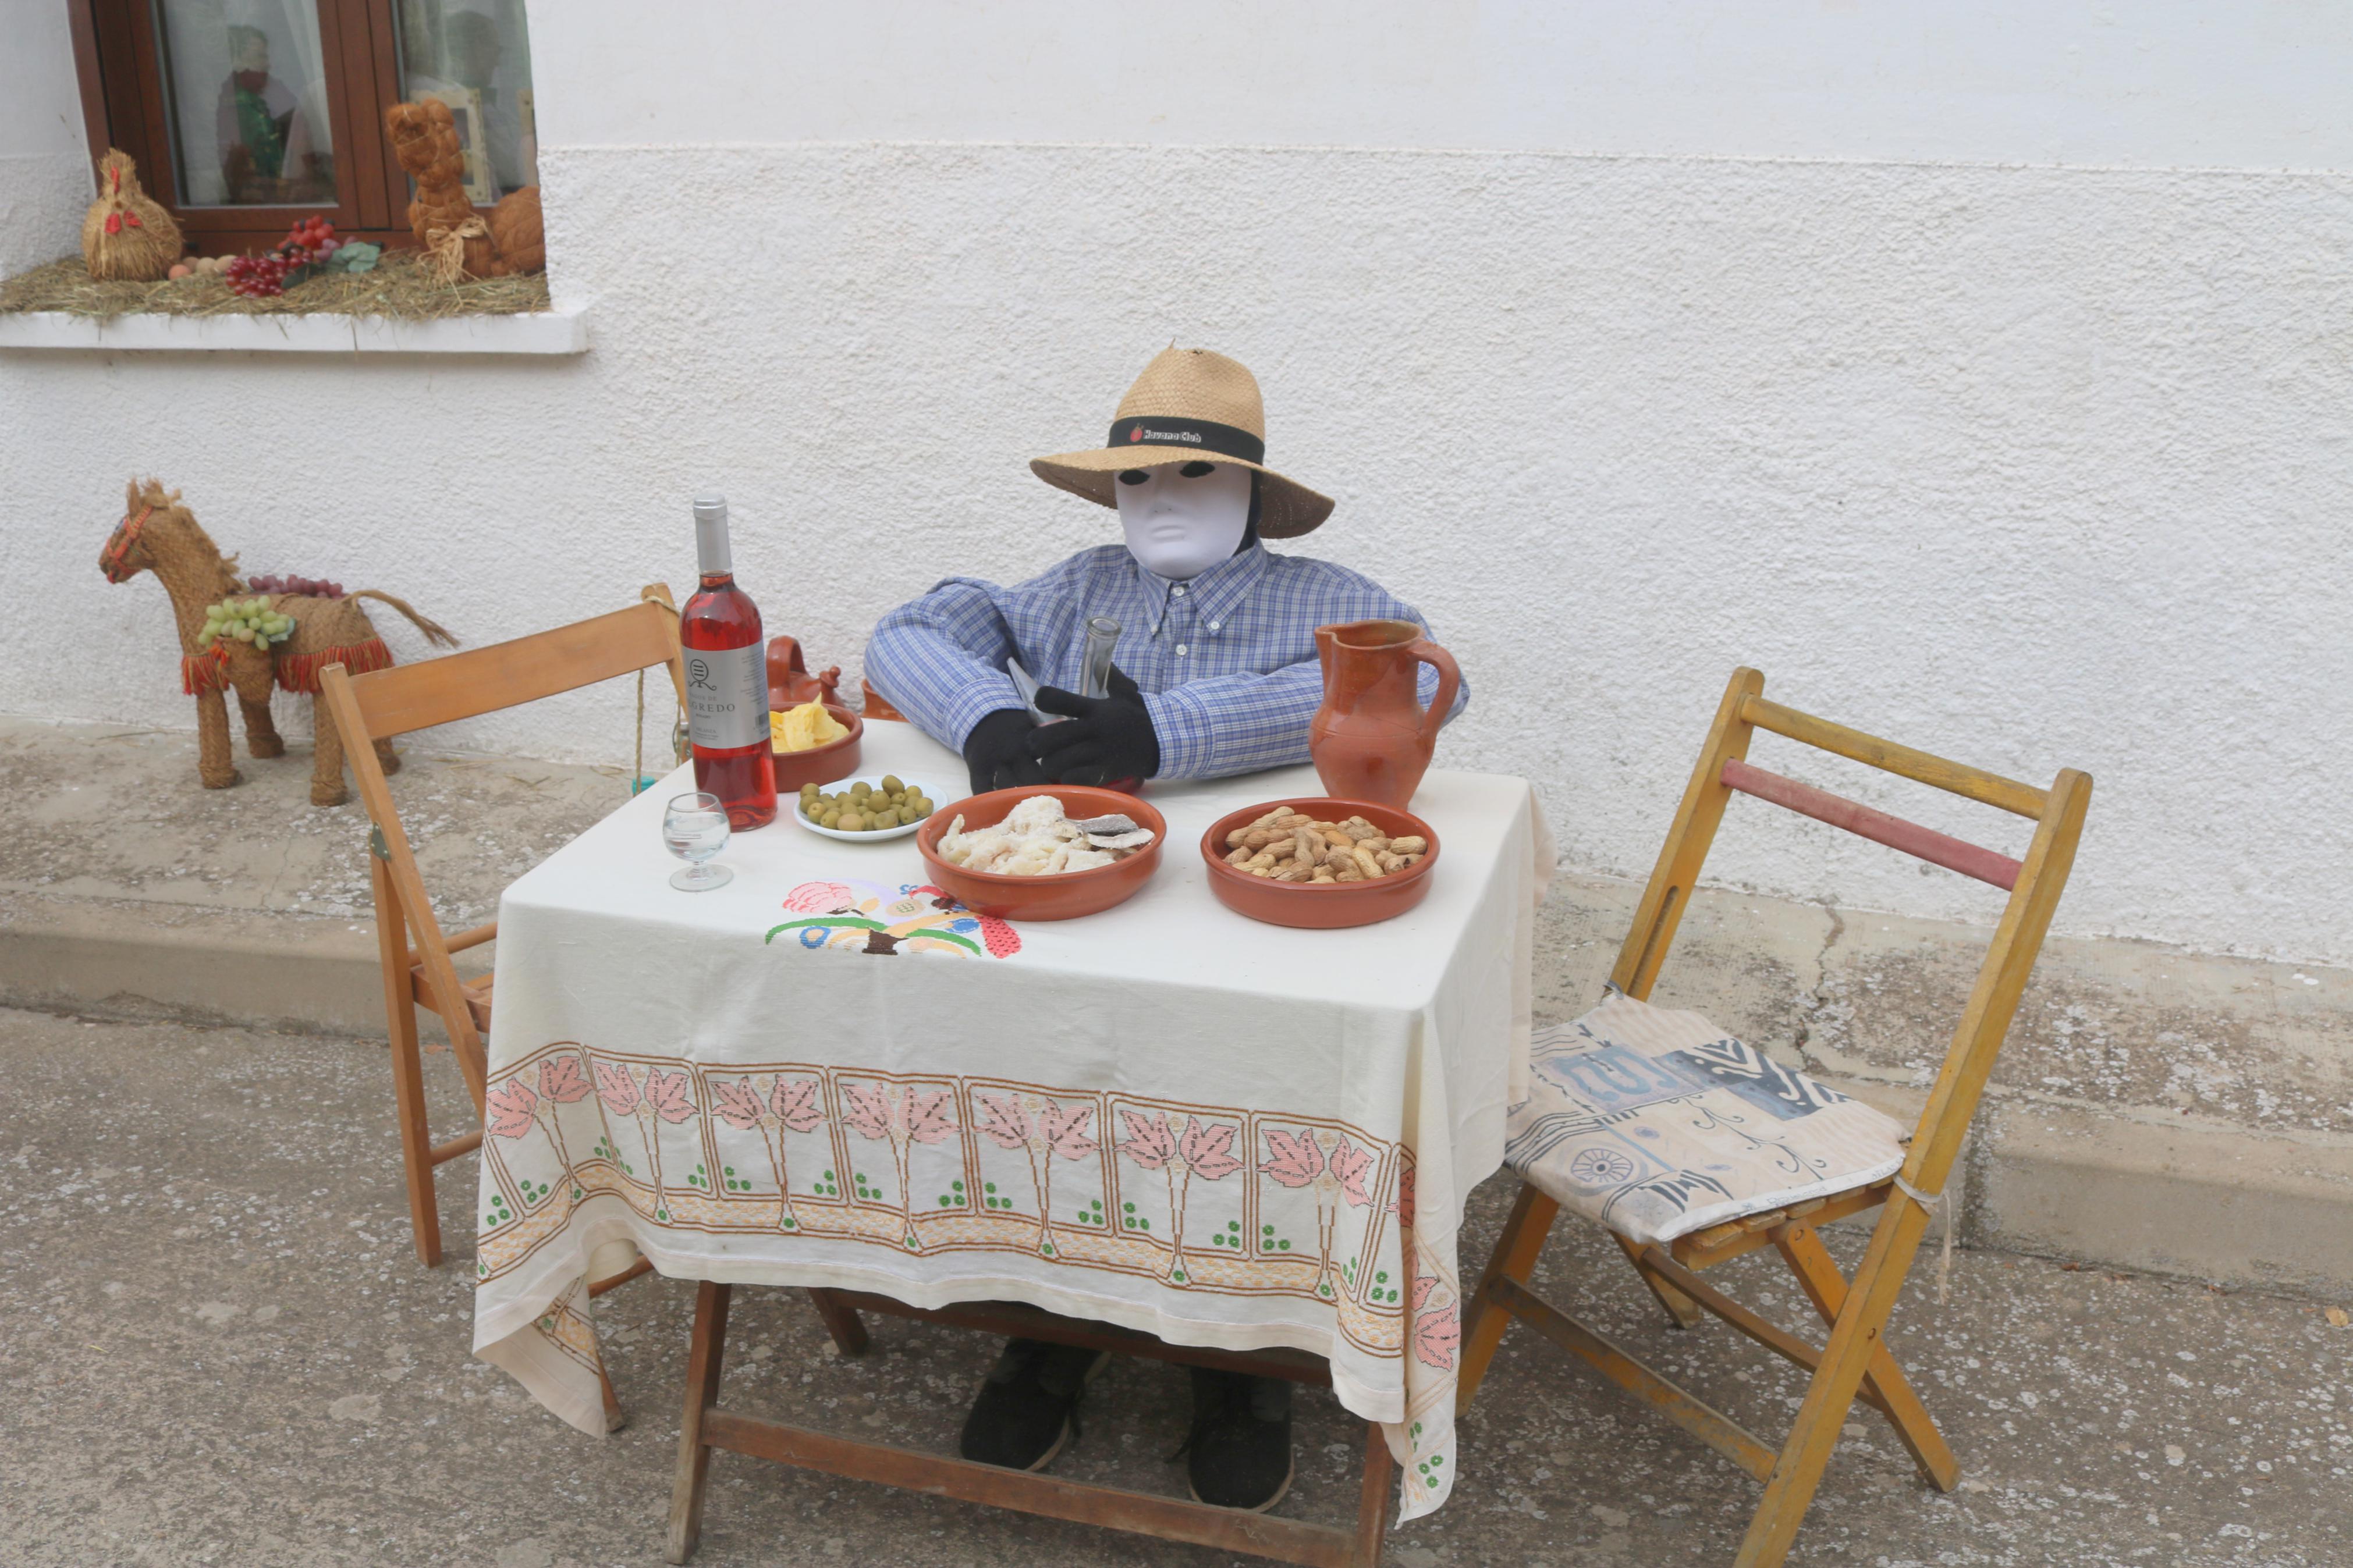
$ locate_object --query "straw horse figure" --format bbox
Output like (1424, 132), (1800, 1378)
(100, 480), (457, 806)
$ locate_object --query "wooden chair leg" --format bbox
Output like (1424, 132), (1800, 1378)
(1348, 1422), (1394, 1567)
(805, 1289), (870, 1356)
(1456, 1182), (1559, 1408)
(1614, 1230), (1706, 1330)
(1772, 1224), (1958, 1491)
(371, 856), (441, 1268)
(666, 1281), (732, 1565)
(1736, 1210), (1923, 1568)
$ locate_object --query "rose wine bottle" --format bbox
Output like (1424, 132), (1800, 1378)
(682, 496), (777, 830)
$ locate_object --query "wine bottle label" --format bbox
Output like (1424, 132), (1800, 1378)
(684, 643), (770, 750)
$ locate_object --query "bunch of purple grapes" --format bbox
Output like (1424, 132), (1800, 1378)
(249, 574), (346, 599)
(224, 217), (342, 298)
(224, 253), (292, 298)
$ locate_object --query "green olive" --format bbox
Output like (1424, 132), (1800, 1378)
(836, 811), (863, 831)
(869, 808), (900, 830)
(819, 809), (841, 829)
(799, 781), (819, 797)
(850, 781), (872, 798)
(879, 774), (904, 795)
(907, 797), (931, 819)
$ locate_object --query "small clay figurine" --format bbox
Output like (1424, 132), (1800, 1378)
(384, 98), (545, 279)
(81, 150), (184, 282)
(99, 480), (459, 806)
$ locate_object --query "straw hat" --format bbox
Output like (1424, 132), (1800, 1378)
(1030, 347), (1336, 538)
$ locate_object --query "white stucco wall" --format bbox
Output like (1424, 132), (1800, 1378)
(0, 1), (96, 278)
(4, 3), (2349, 965)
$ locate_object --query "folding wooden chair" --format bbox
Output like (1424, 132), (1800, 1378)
(1455, 666), (2090, 1568)
(317, 586), (687, 1272)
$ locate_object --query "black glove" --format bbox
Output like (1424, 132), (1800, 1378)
(963, 707), (1052, 795)
(1028, 666), (1160, 787)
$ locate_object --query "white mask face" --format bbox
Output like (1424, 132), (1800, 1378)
(1115, 460), (1252, 581)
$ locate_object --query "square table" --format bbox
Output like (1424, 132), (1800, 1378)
(471, 718), (1551, 1544)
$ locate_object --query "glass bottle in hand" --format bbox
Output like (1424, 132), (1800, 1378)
(682, 495), (777, 830)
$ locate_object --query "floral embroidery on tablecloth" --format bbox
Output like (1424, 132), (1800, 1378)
(765, 879), (1020, 958)
(477, 1043), (1470, 1519)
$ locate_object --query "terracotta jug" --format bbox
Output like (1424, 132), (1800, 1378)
(765, 635), (842, 710)
(1308, 619), (1463, 808)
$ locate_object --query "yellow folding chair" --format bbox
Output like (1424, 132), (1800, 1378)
(1456, 666), (2091, 1568)
(317, 587), (686, 1271)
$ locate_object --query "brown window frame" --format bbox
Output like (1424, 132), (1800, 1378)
(66, 0), (469, 257)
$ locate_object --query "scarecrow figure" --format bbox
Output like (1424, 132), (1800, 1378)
(865, 346), (1466, 1510)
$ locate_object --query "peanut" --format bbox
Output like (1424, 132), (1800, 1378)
(1222, 808), (1433, 888)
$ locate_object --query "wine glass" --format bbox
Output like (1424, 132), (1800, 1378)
(663, 791), (733, 891)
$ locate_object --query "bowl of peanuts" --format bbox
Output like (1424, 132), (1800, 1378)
(1199, 798), (1438, 929)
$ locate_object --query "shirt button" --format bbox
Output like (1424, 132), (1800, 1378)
(1206, 620), (1220, 632)
(1172, 585), (1186, 597)
(1176, 643), (1190, 656)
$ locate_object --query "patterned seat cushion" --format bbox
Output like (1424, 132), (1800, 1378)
(1503, 991), (1908, 1246)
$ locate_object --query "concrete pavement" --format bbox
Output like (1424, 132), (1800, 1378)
(5, 1007), (2348, 1567)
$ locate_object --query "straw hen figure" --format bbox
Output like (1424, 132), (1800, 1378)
(99, 480), (457, 806)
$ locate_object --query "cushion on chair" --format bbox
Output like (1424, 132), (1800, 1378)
(1503, 990), (1908, 1246)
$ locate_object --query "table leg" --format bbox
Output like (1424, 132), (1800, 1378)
(666, 1281), (732, 1565)
(806, 1288), (870, 1357)
(1348, 1422), (1394, 1567)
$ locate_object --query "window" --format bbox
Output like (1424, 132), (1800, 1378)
(68, 1), (538, 255)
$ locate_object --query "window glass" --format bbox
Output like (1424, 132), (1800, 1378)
(154, 0), (339, 207)
(395, 1), (540, 202)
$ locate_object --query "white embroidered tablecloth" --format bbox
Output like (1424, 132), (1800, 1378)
(471, 719), (1550, 1521)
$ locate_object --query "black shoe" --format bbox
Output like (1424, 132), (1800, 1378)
(1178, 1368), (1294, 1511)
(957, 1338), (1111, 1471)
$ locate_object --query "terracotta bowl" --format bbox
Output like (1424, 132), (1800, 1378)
(916, 787), (1167, 922)
(1199, 797), (1440, 930)
(769, 703), (864, 792)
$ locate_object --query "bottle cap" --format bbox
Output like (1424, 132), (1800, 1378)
(692, 495), (731, 575)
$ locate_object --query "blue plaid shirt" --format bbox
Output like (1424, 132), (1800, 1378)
(865, 543), (1468, 780)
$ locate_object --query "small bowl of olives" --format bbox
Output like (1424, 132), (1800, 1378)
(794, 774), (939, 842)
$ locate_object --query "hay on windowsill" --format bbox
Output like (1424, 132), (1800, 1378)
(0, 250), (549, 322)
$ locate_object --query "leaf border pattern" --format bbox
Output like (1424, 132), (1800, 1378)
(475, 1044), (1411, 1360)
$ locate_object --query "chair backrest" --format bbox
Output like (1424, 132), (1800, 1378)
(340, 598), (685, 739)
(317, 590), (688, 1103)
(1613, 667), (2091, 1207)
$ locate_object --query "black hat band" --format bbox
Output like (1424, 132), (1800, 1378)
(1108, 416), (1265, 465)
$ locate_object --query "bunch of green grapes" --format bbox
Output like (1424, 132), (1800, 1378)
(199, 596), (296, 650)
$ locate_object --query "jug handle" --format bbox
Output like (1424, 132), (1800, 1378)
(1409, 638), (1463, 752)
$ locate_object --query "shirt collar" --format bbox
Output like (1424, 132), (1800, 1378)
(1131, 543), (1270, 635)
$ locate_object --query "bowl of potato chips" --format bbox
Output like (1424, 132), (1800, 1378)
(769, 701), (863, 791)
